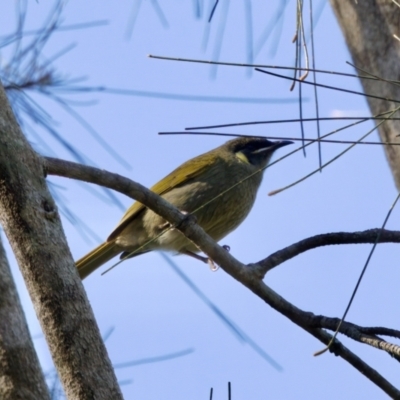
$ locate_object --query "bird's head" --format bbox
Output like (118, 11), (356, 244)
(225, 137), (293, 168)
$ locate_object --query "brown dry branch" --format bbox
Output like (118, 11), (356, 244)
(44, 156), (400, 399)
(330, 0), (400, 190)
(311, 316), (400, 360)
(257, 229), (400, 275)
(0, 235), (50, 400)
(0, 83), (123, 399)
(358, 326), (400, 339)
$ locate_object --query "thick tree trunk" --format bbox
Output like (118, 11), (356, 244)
(0, 235), (50, 400)
(330, 0), (400, 189)
(0, 83), (123, 399)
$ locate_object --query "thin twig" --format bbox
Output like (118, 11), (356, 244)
(185, 113), (400, 130)
(309, 0), (322, 169)
(255, 68), (400, 104)
(268, 108), (400, 196)
(159, 131), (400, 146)
(147, 54), (380, 81)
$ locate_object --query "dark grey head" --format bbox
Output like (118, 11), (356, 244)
(224, 137), (293, 168)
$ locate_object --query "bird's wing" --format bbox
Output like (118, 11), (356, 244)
(107, 155), (215, 241)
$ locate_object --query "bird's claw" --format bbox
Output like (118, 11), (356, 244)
(208, 258), (219, 272)
(159, 210), (189, 230)
(207, 244), (230, 271)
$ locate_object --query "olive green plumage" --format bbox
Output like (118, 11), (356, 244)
(75, 137), (292, 279)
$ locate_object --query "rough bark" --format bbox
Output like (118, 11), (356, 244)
(330, 0), (400, 189)
(0, 83), (123, 399)
(0, 235), (50, 400)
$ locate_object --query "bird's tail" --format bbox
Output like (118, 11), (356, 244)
(75, 241), (120, 280)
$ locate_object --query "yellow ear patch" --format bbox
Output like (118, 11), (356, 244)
(236, 151), (250, 164)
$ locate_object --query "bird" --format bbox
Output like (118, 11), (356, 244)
(75, 137), (292, 279)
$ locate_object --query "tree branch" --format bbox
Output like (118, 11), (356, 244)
(358, 326), (400, 339)
(245, 279), (400, 399)
(0, 234), (50, 400)
(44, 156), (400, 398)
(311, 316), (400, 361)
(330, 0), (400, 190)
(299, 326), (400, 398)
(257, 230), (400, 275)
(0, 83), (123, 399)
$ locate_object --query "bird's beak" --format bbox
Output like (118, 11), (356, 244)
(271, 140), (294, 150)
(252, 140), (293, 154)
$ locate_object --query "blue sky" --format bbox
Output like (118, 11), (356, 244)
(2, 1), (399, 399)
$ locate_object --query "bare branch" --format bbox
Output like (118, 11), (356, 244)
(258, 229), (400, 275)
(358, 326), (400, 339)
(242, 279), (400, 399)
(304, 328), (400, 398)
(311, 316), (400, 360)
(44, 156), (400, 398)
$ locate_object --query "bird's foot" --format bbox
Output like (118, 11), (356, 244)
(158, 211), (188, 230)
(158, 221), (170, 230)
(182, 250), (217, 270)
(183, 245), (230, 272)
(207, 245), (230, 271)
(207, 258), (219, 272)
(183, 250), (208, 264)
